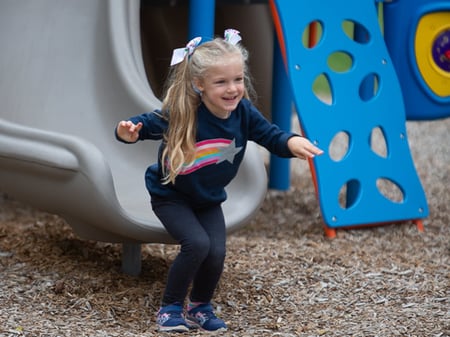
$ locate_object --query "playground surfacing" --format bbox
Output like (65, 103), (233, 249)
(0, 119), (449, 337)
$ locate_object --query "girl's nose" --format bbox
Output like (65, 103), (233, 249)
(227, 83), (236, 92)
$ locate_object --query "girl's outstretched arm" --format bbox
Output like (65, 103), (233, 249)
(287, 136), (324, 160)
(116, 121), (143, 143)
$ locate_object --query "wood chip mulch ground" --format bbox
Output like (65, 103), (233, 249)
(1, 119), (449, 337)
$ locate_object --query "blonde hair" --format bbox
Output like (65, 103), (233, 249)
(161, 37), (255, 184)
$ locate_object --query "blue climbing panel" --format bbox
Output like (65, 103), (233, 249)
(270, 0), (428, 228)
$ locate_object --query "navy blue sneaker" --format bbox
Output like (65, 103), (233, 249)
(156, 304), (189, 332)
(186, 303), (227, 332)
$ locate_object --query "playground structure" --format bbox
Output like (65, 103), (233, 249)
(384, 0), (450, 120)
(1, 0), (449, 274)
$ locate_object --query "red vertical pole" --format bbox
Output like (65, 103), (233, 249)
(308, 21), (318, 48)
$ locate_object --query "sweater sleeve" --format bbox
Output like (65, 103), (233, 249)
(115, 110), (168, 143)
(246, 100), (299, 158)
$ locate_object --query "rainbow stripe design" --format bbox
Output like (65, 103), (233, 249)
(178, 138), (242, 175)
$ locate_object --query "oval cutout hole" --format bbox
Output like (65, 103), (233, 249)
(327, 51), (353, 73)
(370, 126), (388, 158)
(377, 178), (404, 203)
(302, 20), (323, 49)
(359, 73), (380, 101)
(329, 131), (350, 162)
(338, 179), (361, 209)
(312, 73), (333, 105)
(342, 20), (371, 44)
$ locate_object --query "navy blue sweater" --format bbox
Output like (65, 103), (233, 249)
(117, 99), (297, 207)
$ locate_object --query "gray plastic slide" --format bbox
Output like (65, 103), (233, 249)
(0, 1), (267, 253)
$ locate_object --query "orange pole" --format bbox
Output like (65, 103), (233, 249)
(308, 21), (318, 48)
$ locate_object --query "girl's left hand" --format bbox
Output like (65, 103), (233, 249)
(287, 136), (324, 160)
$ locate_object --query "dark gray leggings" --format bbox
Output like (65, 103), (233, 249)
(151, 198), (227, 306)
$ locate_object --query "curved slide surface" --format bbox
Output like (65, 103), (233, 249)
(0, 0), (267, 244)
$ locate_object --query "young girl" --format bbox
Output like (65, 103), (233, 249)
(116, 29), (323, 333)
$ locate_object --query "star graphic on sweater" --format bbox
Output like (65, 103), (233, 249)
(217, 139), (242, 164)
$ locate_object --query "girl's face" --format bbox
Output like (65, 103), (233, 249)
(195, 54), (245, 119)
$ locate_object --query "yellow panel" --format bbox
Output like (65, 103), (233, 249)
(415, 12), (450, 97)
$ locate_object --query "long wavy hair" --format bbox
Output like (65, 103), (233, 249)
(160, 37), (255, 184)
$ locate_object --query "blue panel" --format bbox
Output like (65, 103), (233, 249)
(271, 0), (429, 227)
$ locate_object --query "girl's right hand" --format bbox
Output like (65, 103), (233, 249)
(116, 121), (143, 143)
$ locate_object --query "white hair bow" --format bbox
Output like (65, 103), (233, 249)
(170, 36), (202, 66)
(224, 29), (242, 45)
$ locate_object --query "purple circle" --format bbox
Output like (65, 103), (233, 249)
(432, 29), (450, 72)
